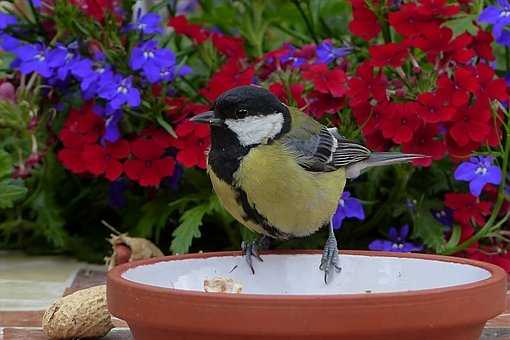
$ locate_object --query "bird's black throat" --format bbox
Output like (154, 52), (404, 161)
(208, 125), (250, 185)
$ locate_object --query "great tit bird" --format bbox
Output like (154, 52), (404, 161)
(191, 85), (426, 283)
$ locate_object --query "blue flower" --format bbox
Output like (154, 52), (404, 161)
(176, 0), (199, 14)
(108, 179), (127, 209)
(73, 55), (113, 99)
(48, 44), (80, 81)
(160, 64), (192, 82)
(0, 13), (17, 30)
(12, 43), (53, 78)
(94, 105), (123, 143)
(130, 12), (162, 35)
(369, 225), (423, 252)
(279, 45), (306, 68)
(478, 0), (510, 45)
(454, 156), (502, 197)
(0, 33), (20, 52)
(129, 40), (176, 83)
(316, 41), (351, 64)
(431, 208), (454, 230)
(98, 75), (141, 110)
(331, 191), (365, 230)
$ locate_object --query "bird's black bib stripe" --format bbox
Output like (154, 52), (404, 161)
(208, 126), (250, 184)
(235, 188), (291, 240)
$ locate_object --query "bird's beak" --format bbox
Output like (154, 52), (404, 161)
(190, 111), (223, 126)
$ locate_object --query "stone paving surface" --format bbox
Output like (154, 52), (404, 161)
(0, 253), (508, 339)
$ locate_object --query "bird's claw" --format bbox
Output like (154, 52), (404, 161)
(319, 234), (342, 284)
(241, 238), (265, 274)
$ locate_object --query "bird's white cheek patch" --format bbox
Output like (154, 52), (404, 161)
(225, 113), (284, 146)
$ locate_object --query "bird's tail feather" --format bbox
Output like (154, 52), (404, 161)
(345, 152), (428, 179)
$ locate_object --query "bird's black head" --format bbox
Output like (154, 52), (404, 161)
(191, 85), (291, 147)
(214, 85), (289, 120)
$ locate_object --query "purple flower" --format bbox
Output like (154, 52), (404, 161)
(160, 64), (192, 82)
(0, 82), (16, 102)
(478, 0), (510, 45)
(279, 45), (307, 68)
(12, 43), (53, 78)
(432, 208), (454, 227)
(129, 40), (176, 83)
(369, 225), (423, 252)
(73, 55), (113, 99)
(47, 44), (80, 81)
(454, 156), (502, 197)
(98, 75), (141, 110)
(177, 0), (199, 14)
(130, 12), (162, 35)
(108, 179), (127, 208)
(331, 191), (365, 230)
(0, 13), (17, 30)
(0, 33), (20, 52)
(316, 41), (351, 64)
(94, 104), (123, 143)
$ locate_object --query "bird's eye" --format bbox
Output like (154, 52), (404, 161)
(236, 109), (248, 117)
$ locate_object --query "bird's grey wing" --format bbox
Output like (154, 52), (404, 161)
(282, 125), (371, 172)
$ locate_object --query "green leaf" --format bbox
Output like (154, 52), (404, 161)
(170, 203), (209, 254)
(413, 200), (447, 252)
(133, 198), (179, 240)
(0, 149), (12, 179)
(0, 179), (27, 209)
(156, 115), (177, 138)
(445, 15), (478, 36)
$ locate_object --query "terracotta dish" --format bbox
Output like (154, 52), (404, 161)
(107, 250), (506, 340)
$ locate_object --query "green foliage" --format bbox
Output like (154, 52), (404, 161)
(412, 199), (447, 253)
(0, 179), (27, 209)
(170, 194), (223, 254)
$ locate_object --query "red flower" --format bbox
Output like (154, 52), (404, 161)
(304, 91), (344, 119)
(170, 121), (210, 169)
(200, 59), (255, 102)
(302, 64), (347, 98)
(411, 28), (474, 65)
(269, 83), (306, 108)
(471, 30), (495, 61)
(70, 0), (118, 21)
(59, 105), (104, 148)
(369, 43), (408, 67)
(437, 67), (479, 107)
(58, 148), (88, 174)
(380, 102), (421, 144)
(449, 98), (491, 147)
(138, 127), (174, 150)
(417, 91), (456, 123)
(57, 104), (105, 175)
(389, 3), (440, 38)
(364, 130), (393, 151)
(347, 62), (387, 107)
(416, 0), (459, 17)
(348, 0), (381, 41)
(124, 139), (176, 187)
(352, 102), (387, 135)
(82, 140), (129, 181)
(401, 124), (446, 166)
(444, 193), (492, 226)
(168, 15), (209, 43)
(475, 63), (508, 102)
(445, 134), (479, 162)
(211, 33), (246, 59)
(166, 97), (209, 124)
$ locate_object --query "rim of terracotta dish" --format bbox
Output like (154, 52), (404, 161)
(108, 250), (506, 301)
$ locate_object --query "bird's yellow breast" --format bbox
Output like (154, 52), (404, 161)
(208, 142), (346, 238)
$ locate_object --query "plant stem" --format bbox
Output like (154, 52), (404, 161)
(291, 0), (319, 43)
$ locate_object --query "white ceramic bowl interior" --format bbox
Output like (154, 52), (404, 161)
(122, 254), (491, 295)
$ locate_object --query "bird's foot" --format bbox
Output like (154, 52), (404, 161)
(319, 233), (342, 284)
(241, 236), (269, 274)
